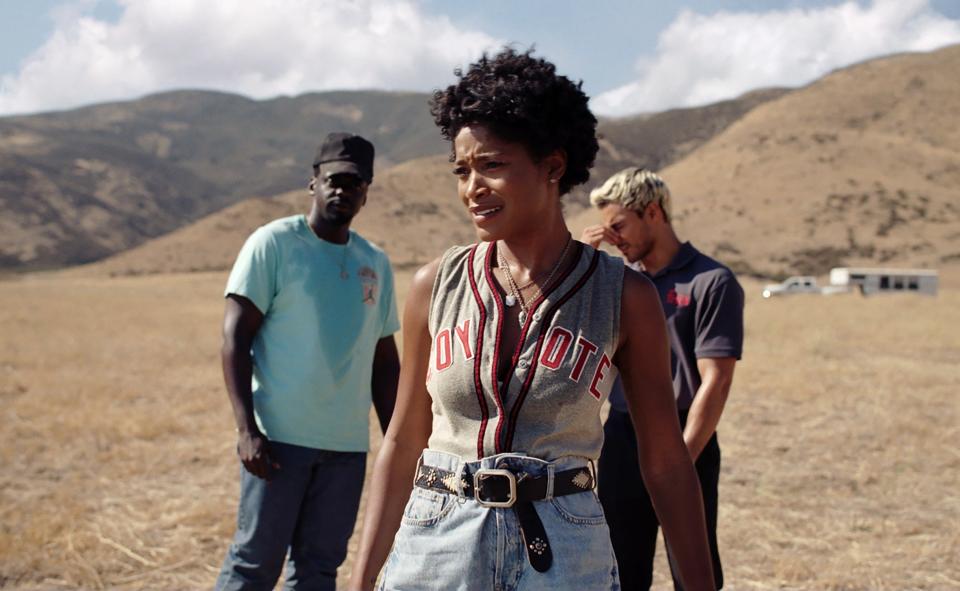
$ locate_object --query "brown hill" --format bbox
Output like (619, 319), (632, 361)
(2, 84), (785, 272)
(79, 155), (473, 277)
(591, 87), (790, 185)
(78, 45), (960, 280)
(0, 90), (447, 270)
(0, 144), (219, 269)
(570, 44), (960, 278)
(75, 92), (793, 277)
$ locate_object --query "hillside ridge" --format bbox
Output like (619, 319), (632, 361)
(2, 85), (786, 271)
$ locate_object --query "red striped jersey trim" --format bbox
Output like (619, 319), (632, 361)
(466, 244), (490, 459)
(504, 247), (600, 451)
(480, 243), (508, 455)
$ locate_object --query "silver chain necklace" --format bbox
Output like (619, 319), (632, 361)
(497, 233), (573, 325)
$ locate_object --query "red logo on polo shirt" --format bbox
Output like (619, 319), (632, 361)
(666, 288), (691, 307)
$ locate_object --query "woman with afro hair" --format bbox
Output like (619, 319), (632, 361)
(349, 48), (715, 591)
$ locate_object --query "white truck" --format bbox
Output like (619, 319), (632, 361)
(761, 276), (822, 298)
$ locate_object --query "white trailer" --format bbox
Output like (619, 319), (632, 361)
(829, 267), (938, 296)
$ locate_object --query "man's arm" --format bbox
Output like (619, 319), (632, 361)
(371, 335), (400, 434)
(222, 294), (277, 479)
(684, 357), (736, 460)
(686, 271), (744, 460)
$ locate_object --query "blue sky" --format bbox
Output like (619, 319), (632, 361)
(1, 0), (959, 117)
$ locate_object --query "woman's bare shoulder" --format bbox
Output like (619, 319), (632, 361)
(619, 266), (665, 342)
(406, 257), (443, 307)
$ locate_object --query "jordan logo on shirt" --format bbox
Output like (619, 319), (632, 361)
(359, 266), (378, 305)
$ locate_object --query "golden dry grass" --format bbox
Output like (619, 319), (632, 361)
(1, 267), (958, 590)
(708, 272), (960, 590)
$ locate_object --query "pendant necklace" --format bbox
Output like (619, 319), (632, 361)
(502, 274), (534, 308)
(497, 249), (524, 313)
(498, 234), (573, 325)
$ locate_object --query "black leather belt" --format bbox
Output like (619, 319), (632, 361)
(414, 462), (596, 572)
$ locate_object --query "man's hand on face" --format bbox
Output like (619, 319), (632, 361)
(580, 224), (621, 249)
(237, 430), (281, 480)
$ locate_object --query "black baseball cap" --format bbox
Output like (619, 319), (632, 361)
(312, 132), (374, 182)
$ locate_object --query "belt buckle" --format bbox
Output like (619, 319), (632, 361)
(473, 468), (517, 508)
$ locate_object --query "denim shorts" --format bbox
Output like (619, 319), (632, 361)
(379, 449), (620, 591)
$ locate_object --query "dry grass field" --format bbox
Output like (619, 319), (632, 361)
(1, 266), (957, 590)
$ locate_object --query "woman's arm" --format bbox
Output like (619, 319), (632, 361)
(348, 259), (439, 591)
(614, 269), (715, 590)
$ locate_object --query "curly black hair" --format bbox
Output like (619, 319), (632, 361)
(430, 47), (598, 196)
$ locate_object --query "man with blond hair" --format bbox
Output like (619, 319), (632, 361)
(582, 167), (743, 590)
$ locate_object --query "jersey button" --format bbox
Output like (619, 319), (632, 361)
(518, 359), (529, 369)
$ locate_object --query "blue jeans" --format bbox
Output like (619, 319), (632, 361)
(379, 449), (620, 591)
(214, 442), (366, 591)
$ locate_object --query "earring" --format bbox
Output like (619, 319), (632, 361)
(549, 178), (558, 184)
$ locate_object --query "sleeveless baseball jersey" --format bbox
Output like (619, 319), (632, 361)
(426, 241), (625, 462)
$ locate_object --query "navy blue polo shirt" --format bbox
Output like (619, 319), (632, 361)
(610, 242), (744, 413)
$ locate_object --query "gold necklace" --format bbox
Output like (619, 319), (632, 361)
(498, 233), (573, 325)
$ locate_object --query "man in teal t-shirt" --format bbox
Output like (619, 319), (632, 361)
(214, 133), (400, 591)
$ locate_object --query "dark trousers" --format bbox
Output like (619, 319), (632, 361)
(598, 409), (723, 591)
(214, 442), (366, 591)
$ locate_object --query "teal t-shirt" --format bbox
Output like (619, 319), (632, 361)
(225, 214), (400, 451)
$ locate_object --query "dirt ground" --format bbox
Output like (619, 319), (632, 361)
(1, 268), (958, 590)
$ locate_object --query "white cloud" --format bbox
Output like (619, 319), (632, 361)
(0, 0), (500, 115)
(592, 0), (960, 117)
